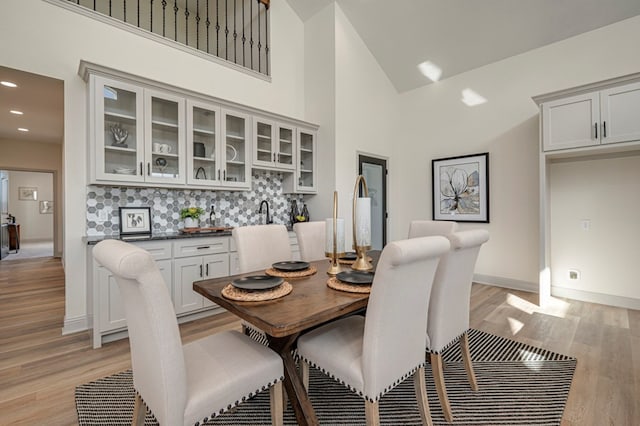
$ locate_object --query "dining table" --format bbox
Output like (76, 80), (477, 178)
(193, 252), (380, 426)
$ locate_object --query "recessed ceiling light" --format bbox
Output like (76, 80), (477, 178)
(418, 61), (442, 82)
(1, 81), (18, 88)
(461, 89), (487, 106)
(18, 128), (29, 132)
(10, 110), (24, 115)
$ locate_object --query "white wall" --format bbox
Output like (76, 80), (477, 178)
(394, 15), (640, 289)
(8, 171), (54, 241)
(0, 0), (305, 332)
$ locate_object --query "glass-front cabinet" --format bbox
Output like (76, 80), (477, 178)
(221, 109), (251, 189)
(145, 90), (185, 184)
(296, 128), (317, 192)
(186, 100), (220, 185)
(252, 118), (296, 171)
(94, 76), (145, 183)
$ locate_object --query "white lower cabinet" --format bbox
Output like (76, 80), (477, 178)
(173, 253), (228, 315)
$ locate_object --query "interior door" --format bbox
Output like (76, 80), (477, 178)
(358, 155), (387, 250)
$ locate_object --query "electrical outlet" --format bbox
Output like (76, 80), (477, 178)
(568, 269), (580, 280)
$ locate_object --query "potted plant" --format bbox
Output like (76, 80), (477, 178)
(180, 206), (205, 228)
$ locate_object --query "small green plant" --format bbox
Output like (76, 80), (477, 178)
(180, 206), (205, 220)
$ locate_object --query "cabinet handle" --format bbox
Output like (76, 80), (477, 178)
(147, 163), (151, 176)
(273, 153), (276, 161)
(197, 246), (210, 250)
(217, 169), (220, 180)
(205, 264), (209, 276)
(223, 170), (226, 181)
(594, 123), (597, 139)
(139, 162), (143, 175)
(603, 121), (607, 138)
(199, 264), (203, 277)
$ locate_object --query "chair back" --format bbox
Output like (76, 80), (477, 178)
(427, 229), (489, 352)
(232, 224), (292, 273)
(408, 219), (458, 238)
(93, 240), (187, 426)
(362, 236), (450, 400)
(293, 221), (326, 261)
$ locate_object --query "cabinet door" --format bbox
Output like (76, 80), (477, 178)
(221, 109), (251, 189)
(253, 118), (276, 168)
(296, 129), (317, 192)
(187, 100), (221, 185)
(542, 93), (599, 151)
(173, 257), (205, 314)
(145, 90), (186, 184)
(93, 76), (145, 183)
(600, 82), (640, 145)
(276, 124), (296, 170)
(202, 253), (229, 307)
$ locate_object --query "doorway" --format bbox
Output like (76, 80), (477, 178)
(358, 154), (387, 250)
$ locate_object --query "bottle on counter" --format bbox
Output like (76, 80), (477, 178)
(301, 204), (310, 222)
(289, 200), (299, 226)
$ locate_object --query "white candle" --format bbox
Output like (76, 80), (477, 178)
(355, 197), (371, 247)
(325, 218), (345, 254)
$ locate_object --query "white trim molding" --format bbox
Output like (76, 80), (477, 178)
(62, 314), (90, 335)
(473, 274), (538, 293)
(551, 286), (640, 311)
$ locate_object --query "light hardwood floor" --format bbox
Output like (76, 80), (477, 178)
(1, 257), (638, 425)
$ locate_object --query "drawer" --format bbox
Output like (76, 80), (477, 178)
(173, 237), (229, 258)
(132, 241), (172, 261)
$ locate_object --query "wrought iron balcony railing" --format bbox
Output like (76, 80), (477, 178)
(62, 0), (270, 76)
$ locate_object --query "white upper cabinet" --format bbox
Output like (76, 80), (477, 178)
(221, 109), (252, 190)
(283, 127), (317, 193)
(186, 100), (221, 186)
(540, 80), (640, 152)
(252, 118), (296, 171)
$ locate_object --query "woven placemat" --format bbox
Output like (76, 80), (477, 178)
(327, 277), (371, 294)
(265, 266), (318, 278)
(221, 281), (292, 301)
(338, 256), (373, 265)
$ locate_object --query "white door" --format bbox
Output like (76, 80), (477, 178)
(173, 257), (205, 314)
(600, 81), (640, 145)
(542, 93), (599, 151)
(202, 253), (229, 307)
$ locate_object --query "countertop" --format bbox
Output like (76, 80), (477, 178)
(85, 230), (232, 245)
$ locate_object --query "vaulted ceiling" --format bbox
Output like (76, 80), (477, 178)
(286, 0), (640, 92)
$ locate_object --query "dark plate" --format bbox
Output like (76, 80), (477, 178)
(272, 261), (310, 272)
(232, 275), (284, 291)
(336, 270), (374, 285)
(339, 252), (358, 261)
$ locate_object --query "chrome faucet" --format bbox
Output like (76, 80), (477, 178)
(258, 200), (273, 224)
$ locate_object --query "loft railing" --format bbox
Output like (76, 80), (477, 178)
(65, 0), (270, 76)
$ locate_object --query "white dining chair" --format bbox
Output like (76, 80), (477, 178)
(293, 221), (326, 261)
(233, 224), (292, 273)
(408, 219), (458, 238)
(425, 229), (489, 422)
(297, 236), (450, 426)
(93, 239), (284, 426)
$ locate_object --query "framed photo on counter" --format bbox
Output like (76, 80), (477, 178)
(432, 152), (489, 223)
(119, 207), (152, 236)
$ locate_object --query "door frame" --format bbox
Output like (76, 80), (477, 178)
(357, 153), (388, 248)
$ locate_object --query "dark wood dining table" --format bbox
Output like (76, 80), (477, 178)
(193, 253), (379, 426)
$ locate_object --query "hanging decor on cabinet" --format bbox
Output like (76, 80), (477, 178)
(432, 152), (489, 223)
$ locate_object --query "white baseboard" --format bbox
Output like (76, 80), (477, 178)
(473, 274), (538, 293)
(551, 286), (640, 311)
(62, 314), (89, 335)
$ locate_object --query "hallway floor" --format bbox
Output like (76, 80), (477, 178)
(3, 239), (53, 260)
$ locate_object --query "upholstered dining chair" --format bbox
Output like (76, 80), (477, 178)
(408, 219), (458, 239)
(424, 229), (489, 423)
(233, 224), (292, 273)
(297, 236), (450, 426)
(93, 239), (284, 426)
(293, 221), (326, 261)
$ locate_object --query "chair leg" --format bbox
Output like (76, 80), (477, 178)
(132, 393), (145, 426)
(460, 331), (478, 391)
(364, 400), (380, 426)
(431, 353), (453, 423)
(270, 381), (284, 426)
(413, 366), (433, 426)
(301, 360), (310, 391)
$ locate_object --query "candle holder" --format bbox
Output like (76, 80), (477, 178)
(324, 191), (345, 276)
(352, 175), (373, 271)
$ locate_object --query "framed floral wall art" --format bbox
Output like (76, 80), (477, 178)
(432, 152), (489, 223)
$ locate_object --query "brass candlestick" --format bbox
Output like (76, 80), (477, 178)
(325, 191), (345, 276)
(352, 175), (373, 271)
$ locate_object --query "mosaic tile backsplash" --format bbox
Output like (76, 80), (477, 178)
(86, 171), (306, 236)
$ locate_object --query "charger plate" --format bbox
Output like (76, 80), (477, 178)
(222, 281), (292, 301)
(327, 277), (371, 294)
(265, 266), (318, 278)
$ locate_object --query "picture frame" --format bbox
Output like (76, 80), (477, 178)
(18, 187), (38, 201)
(39, 200), (54, 214)
(432, 152), (489, 223)
(118, 206), (152, 236)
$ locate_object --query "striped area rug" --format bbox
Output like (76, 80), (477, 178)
(75, 329), (576, 425)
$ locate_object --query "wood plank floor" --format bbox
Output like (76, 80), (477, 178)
(1, 257), (638, 425)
